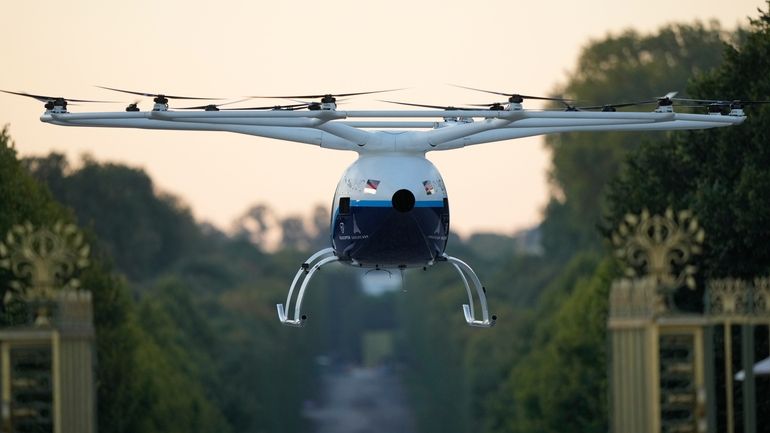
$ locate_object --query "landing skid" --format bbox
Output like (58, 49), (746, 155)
(276, 248), (495, 328)
(277, 247), (338, 327)
(443, 253), (496, 328)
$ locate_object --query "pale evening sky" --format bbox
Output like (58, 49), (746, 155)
(0, 0), (761, 236)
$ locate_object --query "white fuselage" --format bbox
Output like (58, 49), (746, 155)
(330, 153), (449, 268)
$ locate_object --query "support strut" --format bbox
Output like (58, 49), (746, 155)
(277, 247), (338, 327)
(443, 253), (496, 328)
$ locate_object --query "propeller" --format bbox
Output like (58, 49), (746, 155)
(214, 103), (311, 111)
(452, 85), (572, 104)
(671, 103), (730, 114)
(466, 100), (588, 111)
(379, 100), (479, 111)
(576, 92), (679, 112)
(577, 101), (658, 112)
(672, 97), (770, 109)
(96, 86), (223, 105)
(250, 89), (404, 105)
(465, 102), (509, 111)
(1, 90), (116, 110)
(172, 99), (253, 111)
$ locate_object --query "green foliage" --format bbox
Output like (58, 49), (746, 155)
(607, 6), (770, 279)
(542, 22), (731, 257)
(0, 126), (70, 241)
(492, 257), (617, 433)
(24, 154), (201, 281)
(133, 279), (231, 433)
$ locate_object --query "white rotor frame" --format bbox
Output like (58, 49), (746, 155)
(39, 101), (746, 154)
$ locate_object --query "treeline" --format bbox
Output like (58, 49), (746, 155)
(397, 10), (770, 433)
(1, 130), (388, 432)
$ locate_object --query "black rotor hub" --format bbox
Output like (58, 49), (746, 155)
(508, 94), (524, 104)
(45, 98), (67, 110)
(153, 95), (169, 105)
(321, 94), (336, 104)
(708, 103), (724, 114)
(125, 103), (140, 112)
(204, 104), (219, 111)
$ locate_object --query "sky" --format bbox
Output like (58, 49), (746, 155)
(0, 0), (763, 236)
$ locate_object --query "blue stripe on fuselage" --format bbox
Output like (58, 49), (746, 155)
(331, 200), (444, 227)
(350, 200), (444, 208)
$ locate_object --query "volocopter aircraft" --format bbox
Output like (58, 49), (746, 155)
(2, 85), (753, 328)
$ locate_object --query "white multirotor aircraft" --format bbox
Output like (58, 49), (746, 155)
(3, 86), (748, 328)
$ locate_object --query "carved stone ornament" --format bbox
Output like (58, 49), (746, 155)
(611, 208), (704, 293)
(0, 221), (90, 306)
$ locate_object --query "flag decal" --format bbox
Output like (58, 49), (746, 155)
(364, 179), (380, 194)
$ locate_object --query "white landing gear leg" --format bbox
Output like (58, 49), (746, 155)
(277, 247), (338, 327)
(443, 253), (496, 328)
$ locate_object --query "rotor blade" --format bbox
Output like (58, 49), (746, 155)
(673, 97), (770, 105)
(451, 85), (510, 97)
(517, 94), (573, 102)
(250, 89), (403, 99)
(1, 90), (116, 103)
(451, 84), (572, 102)
(674, 104), (719, 108)
(465, 102), (509, 107)
(287, 98), (314, 105)
(578, 100), (657, 110)
(672, 97), (720, 104)
(220, 103), (311, 111)
(96, 85), (221, 100)
(463, 102), (515, 110)
(579, 91), (680, 111)
(662, 91), (678, 100)
(173, 99), (250, 110)
(379, 100), (477, 110)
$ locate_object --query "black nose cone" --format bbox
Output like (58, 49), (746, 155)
(392, 189), (415, 212)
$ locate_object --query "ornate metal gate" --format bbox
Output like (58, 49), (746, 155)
(0, 222), (95, 433)
(608, 210), (770, 433)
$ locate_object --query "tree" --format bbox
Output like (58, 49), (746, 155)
(24, 154), (201, 281)
(607, 5), (770, 279)
(490, 256), (616, 433)
(542, 22), (732, 258)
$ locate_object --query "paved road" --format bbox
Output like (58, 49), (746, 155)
(304, 367), (417, 433)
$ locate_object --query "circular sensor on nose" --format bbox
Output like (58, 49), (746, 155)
(392, 189), (415, 212)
